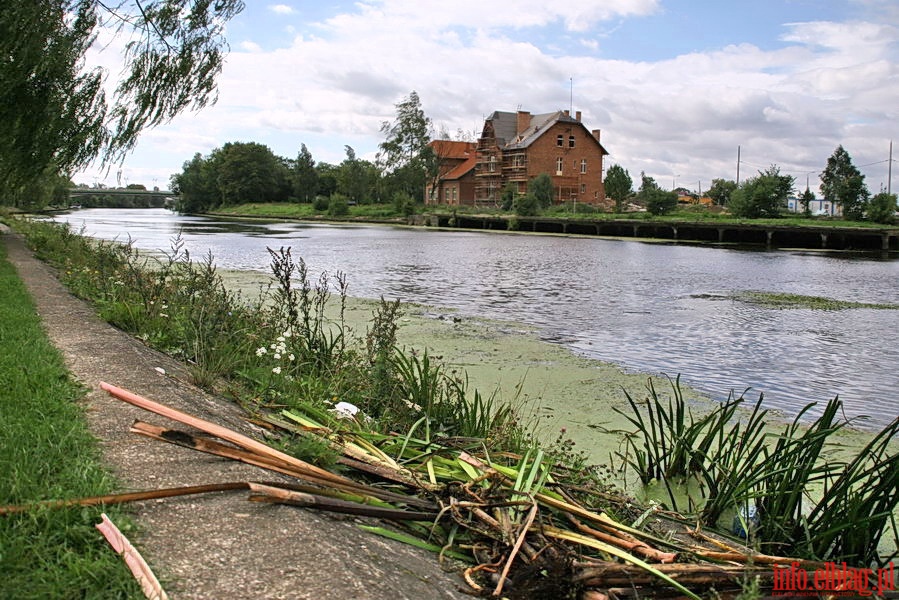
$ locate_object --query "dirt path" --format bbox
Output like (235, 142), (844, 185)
(2, 230), (468, 600)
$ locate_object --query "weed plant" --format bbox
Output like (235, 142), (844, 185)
(12, 218), (536, 460)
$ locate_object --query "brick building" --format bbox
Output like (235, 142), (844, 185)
(425, 140), (477, 205)
(426, 109), (609, 208)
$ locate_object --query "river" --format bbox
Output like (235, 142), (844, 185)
(53, 208), (899, 430)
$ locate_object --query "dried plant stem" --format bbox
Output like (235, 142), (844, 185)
(0, 482), (249, 515)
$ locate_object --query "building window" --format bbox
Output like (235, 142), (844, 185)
(557, 135), (564, 147)
(580, 183), (586, 194)
(594, 191), (598, 199)
(569, 136), (576, 148)
(489, 156), (496, 172)
(556, 157), (563, 174)
(580, 159), (587, 174)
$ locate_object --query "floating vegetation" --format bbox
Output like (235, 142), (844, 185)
(695, 291), (899, 310)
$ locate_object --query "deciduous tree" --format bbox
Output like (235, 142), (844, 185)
(729, 165), (794, 219)
(867, 192), (897, 224)
(215, 142), (286, 205)
(820, 146), (869, 221)
(337, 146), (376, 204)
(0, 1), (244, 205)
(637, 172), (677, 215)
(706, 179), (737, 206)
(291, 144), (318, 203)
(604, 164), (633, 212)
(377, 91), (434, 201)
(800, 187), (815, 216)
(528, 173), (554, 209)
(170, 151), (220, 212)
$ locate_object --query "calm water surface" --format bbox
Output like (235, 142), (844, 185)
(54, 209), (899, 429)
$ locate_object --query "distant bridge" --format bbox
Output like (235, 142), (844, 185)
(67, 188), (179, 208)
(68, 188), (178, 198)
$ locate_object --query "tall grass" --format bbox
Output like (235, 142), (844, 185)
(616, 378), (899, 566)
(0, 242), (140, 599)
(13, 218), (531, 460)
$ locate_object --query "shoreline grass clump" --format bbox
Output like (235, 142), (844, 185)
(615, 377), (899, 566)
(0, 241), (141, 599)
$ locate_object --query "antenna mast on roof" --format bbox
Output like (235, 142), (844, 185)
(569, 77), (573, 113)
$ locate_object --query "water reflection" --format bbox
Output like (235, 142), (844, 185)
(53, 208), (899, 429)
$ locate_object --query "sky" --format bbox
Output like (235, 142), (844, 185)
(77, 0), (899, 197)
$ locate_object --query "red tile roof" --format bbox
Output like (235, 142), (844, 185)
(430, 140), (477, 159)
(442, 154), (477, 180)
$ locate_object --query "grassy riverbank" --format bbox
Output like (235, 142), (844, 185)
(7, 217), (898, 589)
(208, 202), (889, 230)
(0, 241), (140, 599)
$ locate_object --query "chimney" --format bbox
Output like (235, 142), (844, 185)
(516, 110), (531, 135)
(563, 109), (570, 117)
(575, 110), (581, 122)
(592, 129), (601, 142)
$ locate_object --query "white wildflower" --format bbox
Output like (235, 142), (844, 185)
(288, 354), (295, 362)
(256, 347), (267, 356)
(272, 366), (282, 375)
(273, 353), (281, 360)
(330, 401), (360, 419)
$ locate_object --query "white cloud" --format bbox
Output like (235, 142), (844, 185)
(79, 2), (899, 193)
(239, 40), (263, 52)
(268, 4), (295, 15)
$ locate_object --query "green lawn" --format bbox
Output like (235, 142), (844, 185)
(0, 241), (140, 599)
(209, 201), (892, 230)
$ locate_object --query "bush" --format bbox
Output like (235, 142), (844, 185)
(867, 192), (897, 224)
(729, 166), (794, 219)
(513, 193), (539, 216)
(392, 191), (415, 217)
(500, 182), (518, 211)
(645, 189), (678, 216)
(328, 194), (350, 217)
(312, 195), (330, 211)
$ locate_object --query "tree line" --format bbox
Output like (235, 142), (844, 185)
(603, 146), (897, 223)
(172, 92), (436, 214)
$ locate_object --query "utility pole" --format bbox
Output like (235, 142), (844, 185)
(736, 145), (741, 185)
(889, 140), (893, 195)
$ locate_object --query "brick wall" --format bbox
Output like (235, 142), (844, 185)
(525, 122), (606, 206)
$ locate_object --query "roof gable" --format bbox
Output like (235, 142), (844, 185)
(429, 140), (476, 159)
